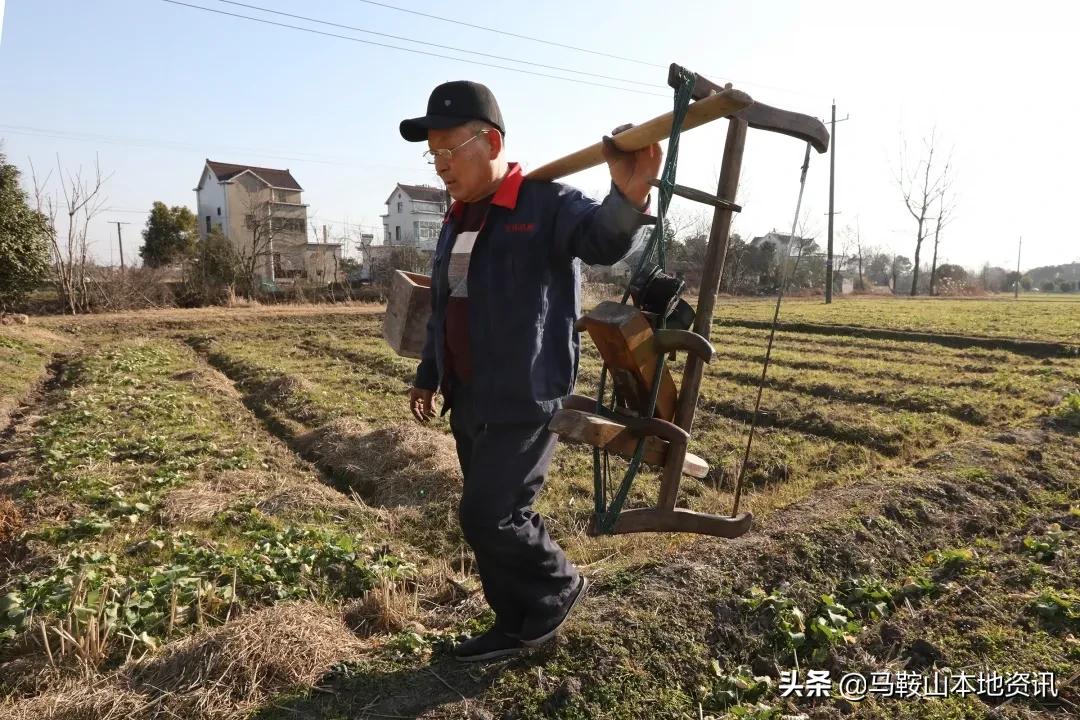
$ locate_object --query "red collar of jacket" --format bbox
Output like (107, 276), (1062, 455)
(446, 162), (524, 220)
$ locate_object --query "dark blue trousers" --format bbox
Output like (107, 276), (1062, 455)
(448, 380), (580, 633)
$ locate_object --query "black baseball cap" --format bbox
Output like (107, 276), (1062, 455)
(399, 80), (505, 142)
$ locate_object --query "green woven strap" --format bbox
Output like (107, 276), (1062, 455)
(593, 68), (697, 534)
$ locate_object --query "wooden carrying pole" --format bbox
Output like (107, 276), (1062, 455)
(525, 88), (752, 182)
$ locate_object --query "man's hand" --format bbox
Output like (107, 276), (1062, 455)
(408, 386), (437, 423)
(602, 123), (663, 211)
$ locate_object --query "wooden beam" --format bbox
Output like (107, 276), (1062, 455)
(525, 88), (753, 181)
(674, 117), (747, 434)
(592, 508), (753, 538)
(549, 409), (709, 479)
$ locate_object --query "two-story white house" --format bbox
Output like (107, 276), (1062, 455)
(195, 159), (341, 286)
(380, 184), (448, 251)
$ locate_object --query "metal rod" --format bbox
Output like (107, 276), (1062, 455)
(731, 142), (813, 518)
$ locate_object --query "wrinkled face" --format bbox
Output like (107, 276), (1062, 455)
(428, 125), (499, 202)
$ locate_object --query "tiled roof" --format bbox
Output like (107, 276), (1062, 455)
(397, 184), (447, 203)
(206, 160), (302, 190)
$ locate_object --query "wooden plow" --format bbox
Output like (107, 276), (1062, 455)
(536, 65), (828, 538)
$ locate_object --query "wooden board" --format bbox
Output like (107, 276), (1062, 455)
(549, 409), (709, 479)
(383, 270), (431, 359)
(583, 301), (677, 420)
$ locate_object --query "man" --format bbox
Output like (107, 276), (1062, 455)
(402, 80), (661, 662)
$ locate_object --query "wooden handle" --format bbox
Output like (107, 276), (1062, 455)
(524, 87), (753, 182)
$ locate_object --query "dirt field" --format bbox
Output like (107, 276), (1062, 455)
(1, 297), (1078, 719)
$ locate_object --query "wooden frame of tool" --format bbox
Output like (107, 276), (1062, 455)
(545, 63), (829, 538)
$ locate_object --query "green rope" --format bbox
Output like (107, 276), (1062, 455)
(593, 67), (696, 534)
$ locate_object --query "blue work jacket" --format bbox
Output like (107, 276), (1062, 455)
(414, 162), (651, 425)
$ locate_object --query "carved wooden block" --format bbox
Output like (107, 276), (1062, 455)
(383, 270), (431, 359)
(582, 301), (678, 420)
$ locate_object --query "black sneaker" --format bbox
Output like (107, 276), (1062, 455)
(520, 576), (590, 648)
(453, 629), (524, 663)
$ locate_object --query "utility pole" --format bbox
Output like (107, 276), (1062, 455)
(110, 221), (131, 274)
(825, 101), (850, 304)
(1015, 235), (1022, 299)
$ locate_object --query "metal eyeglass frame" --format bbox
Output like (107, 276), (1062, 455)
(422, 130), (491, 165)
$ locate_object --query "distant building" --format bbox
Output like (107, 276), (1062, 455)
(381, 184), (449, 250)
(832, 272), (855, 295)
(749, 230), (814, 257)
(194, 159), (340, 285)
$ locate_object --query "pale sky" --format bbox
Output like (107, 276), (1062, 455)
(1, 0), (1077, 272)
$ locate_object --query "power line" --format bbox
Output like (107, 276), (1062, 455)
(318, 0), (825, 100)
(325, 0), (663, 69)
(0, 123), (418, 171)
(158, 1), (668, 98)
(220, 1), (661, 89)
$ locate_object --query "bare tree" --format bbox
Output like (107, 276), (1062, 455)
(784, 207), (823, 291)
(890, 255), (913, 293)
(897, 130), (952, 296)
(237, 194), (277, 292)
(232, 186), (307, 293)
(928, 171), (957, 296)
(30, 154), (110, 314)
(720, 233), (749, 293)
(839, 218), (869, 290)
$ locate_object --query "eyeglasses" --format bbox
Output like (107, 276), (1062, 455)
(422, 130), (489, 165)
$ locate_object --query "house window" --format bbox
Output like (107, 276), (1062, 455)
(217, 207), (221, 216)
(395, 226), (401, 243)
(273, 252), (304, 278)
(413, 221), (419, 240)
(384, 225), (390, 243)
(278, 217), (306, 234)
(206, 216), (211, 233)
(397, 201), (403, 213)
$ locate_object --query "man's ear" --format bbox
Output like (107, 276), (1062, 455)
(487, 129), (503, 159)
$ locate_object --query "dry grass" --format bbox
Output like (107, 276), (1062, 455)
(158, 469), (271, 525)
(254, 481), (356, 518)
(297, 419), (461, 506)
(159, 484), (239, 526)
(121, 601), (362, 720)
(160, 469), (356, 525)
(344, 555), (482, 637)
(0, 496), (22, 543)
(254, 374), (314, 402)
(2, 603), (367, 719)
(344, 583), (420, 636)
(172, 366), (243, 401)
(2, 677), (149, 720)
(0, 632), (96, 698)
